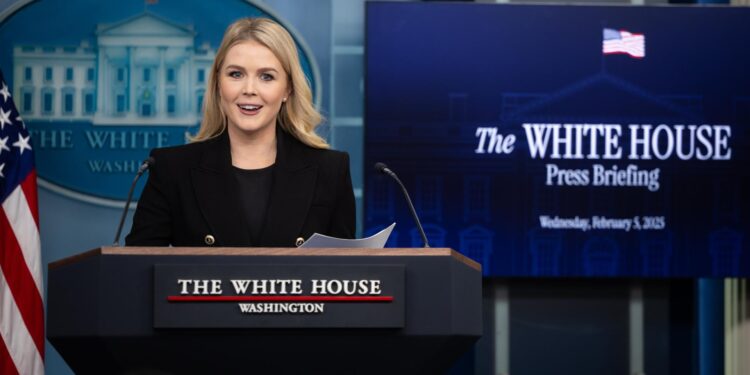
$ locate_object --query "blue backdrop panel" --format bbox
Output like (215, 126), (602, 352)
(364, 2), (750, 277)
(0, 0), (317, 203)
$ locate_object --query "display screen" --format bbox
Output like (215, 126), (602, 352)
(364, 2), (750, 277)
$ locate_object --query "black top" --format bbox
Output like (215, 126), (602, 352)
(233, 164), (274, 244)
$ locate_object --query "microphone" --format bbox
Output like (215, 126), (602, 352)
(113, 157), (155, 246)
(374, 162), (430, 248)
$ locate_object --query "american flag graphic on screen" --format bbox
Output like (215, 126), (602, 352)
(603, 28), (645, 59)
(0, 69), (44, 374)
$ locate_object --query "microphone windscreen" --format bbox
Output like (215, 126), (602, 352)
(374, 162), (388, 173)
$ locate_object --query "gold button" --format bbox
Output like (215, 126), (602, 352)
(204, 235), (215, 246)
(295, 237), (305, 247)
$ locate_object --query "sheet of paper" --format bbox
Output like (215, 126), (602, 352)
(299, 223), (396, 248)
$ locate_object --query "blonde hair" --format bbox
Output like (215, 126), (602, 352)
(192, 18), (328, 149)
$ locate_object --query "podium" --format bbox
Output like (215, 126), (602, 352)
(47, 247), (482, 374)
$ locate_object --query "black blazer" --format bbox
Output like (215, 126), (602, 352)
(125, 128), (355, 247)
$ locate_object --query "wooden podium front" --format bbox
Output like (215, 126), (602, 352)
(47, 247), (481, 374)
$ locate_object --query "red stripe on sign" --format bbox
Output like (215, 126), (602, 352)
(168, 295), (394, 302)
(0, 211), (45, 356)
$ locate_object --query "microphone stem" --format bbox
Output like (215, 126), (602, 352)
(113, 170), (144, 246)
(387, 170), (430, 248)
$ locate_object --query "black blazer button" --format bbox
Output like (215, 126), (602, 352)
(295, 237), (304, 247)
(204, 235), (216, 246)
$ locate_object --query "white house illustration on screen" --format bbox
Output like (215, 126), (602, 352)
(12, 12), (214, 126)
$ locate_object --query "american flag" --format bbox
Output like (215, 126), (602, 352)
(0, 70), (44, 374)
(602, 28), (645, 59)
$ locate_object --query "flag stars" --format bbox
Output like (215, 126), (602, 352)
(0, 163), (4, 178)
(13, 134), (32, 155)
(0, 83), (10, 102)
(0, 136), (9, 155)
(0, 108), (12, 130)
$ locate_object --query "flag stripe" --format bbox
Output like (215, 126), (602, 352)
(603, 41), (645, 47)
(604, 46), (644, 51)
(603, 41), (644, 46)
(604, 39), (644, 44)
(20, 171), (39, 228)
(603, 48), (644, 53)
(603, 52), (645, 59)
(2, 183), (43, 295)
(0, 335), (20, 375)
(0, 201), (45, 356)
(0, 268), (43, 375)
(603, 49), (645, 53)
(603, 46), (644, 50)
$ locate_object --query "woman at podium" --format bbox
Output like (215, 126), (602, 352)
(126, 18), (355, 248)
